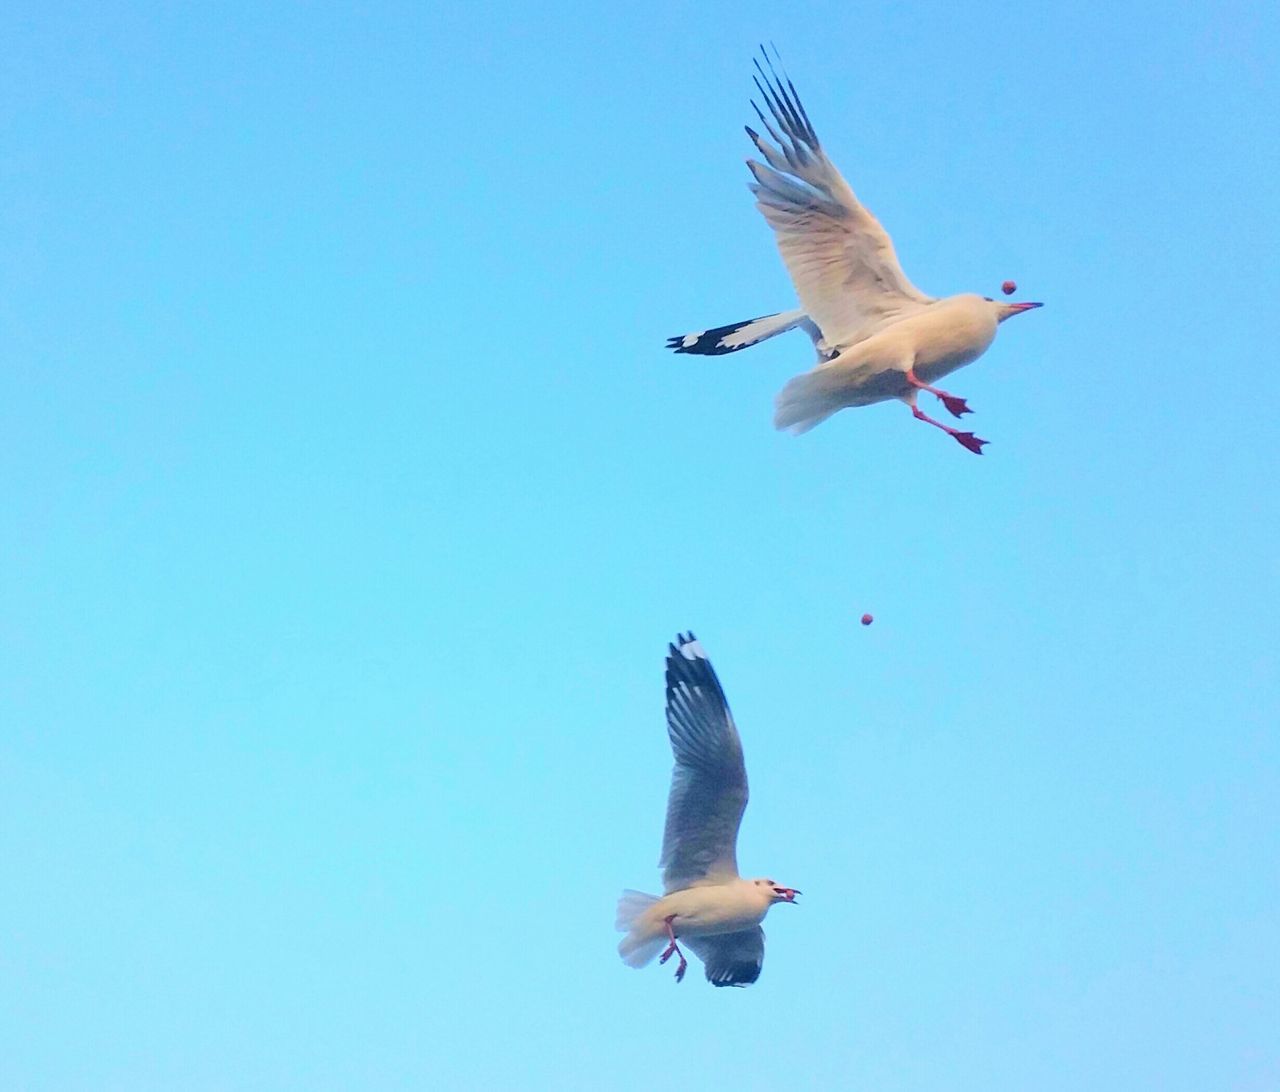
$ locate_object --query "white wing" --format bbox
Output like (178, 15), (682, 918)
(685, 927), (765, 987)
(744, 48), (932, 348)
(660, 633), (748, 893)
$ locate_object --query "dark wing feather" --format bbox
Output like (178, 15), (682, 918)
(659, 633), (748, 892)
(685, 927), (765, 988)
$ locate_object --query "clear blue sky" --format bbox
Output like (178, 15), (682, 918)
(3, 2), (1277, 1089)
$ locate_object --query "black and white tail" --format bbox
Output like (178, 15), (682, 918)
(667, 309), (807, 356)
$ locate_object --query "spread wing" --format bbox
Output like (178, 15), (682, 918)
(744, 47), (932, 349)
(685, 927), (765, 988)
(660, 633), (748, 893)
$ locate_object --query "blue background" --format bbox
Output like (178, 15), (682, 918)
(3, 2), (1277, 1088)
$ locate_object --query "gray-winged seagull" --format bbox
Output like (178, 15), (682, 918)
(616, 633), (799, 987)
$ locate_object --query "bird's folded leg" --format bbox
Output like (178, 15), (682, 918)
(659, 915), (688, 983)
(906, 370), (972, 418)
(909, 402), (988, 455)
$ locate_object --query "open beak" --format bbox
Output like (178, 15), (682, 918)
(774, 887), (801, 903)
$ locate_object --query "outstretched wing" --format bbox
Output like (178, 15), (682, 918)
(667, 310), (837, 362)
(685, 927), (765, 987)
(744, 47), (932, 348)
(660, 633), (748, 893)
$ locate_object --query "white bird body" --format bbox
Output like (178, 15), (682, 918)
(668, 50), (1042, 453)
(617, 635), (799, 987)
(626, 879), (777, 943)
(890, 295), (1000, 385)
(774, 294), (1006, 431)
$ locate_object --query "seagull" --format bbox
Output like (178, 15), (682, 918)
(616, 633), (800, 987)
(667, 48), (1043, 454)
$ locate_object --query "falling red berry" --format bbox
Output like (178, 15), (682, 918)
(1001, 280), (1017, 296)
(860, 613), (873, 626)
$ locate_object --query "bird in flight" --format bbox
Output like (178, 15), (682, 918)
(668, 48), (1043, 454)
(616, 633), (800, 987)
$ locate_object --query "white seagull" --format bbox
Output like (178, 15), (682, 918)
(616, 633), (799, 987)
(668, 48), (1043, 454)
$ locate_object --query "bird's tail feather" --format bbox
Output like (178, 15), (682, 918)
(667, 309), (806, 356)
(616, 890), (665, 968)
(773, 369), (840, 434)
(615, 889), (658, 932)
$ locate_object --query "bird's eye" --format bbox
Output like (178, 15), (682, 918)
(983, 296), (993, 302)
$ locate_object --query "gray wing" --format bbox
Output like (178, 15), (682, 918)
(799, 316), (840, 361)
(660, 633), (748, 893)
(744, 47), (933, 349)
(685, 927), (765, 987)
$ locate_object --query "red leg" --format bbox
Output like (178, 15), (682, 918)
(907, 369), (972, 419)
(910, 403), (988, 455)
(658, 915), (688, 983)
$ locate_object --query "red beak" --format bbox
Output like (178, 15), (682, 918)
(1008, 301), (1043, 313)
(774, 887), (801, 902)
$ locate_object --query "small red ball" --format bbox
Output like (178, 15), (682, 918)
(860, 613), (873, 626)
(1001, 280), (1017, 296)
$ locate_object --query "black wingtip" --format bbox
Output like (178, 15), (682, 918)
(667, 315), (782, 357)
(667, 335), (708, 355)
(747, 43), (819, 153)
(667, 631), (701, 665)
(709, 967), (759, 988)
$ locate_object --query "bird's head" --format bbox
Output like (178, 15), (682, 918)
(987, 297), (1044, 323)
(753, 877), (801, 904)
